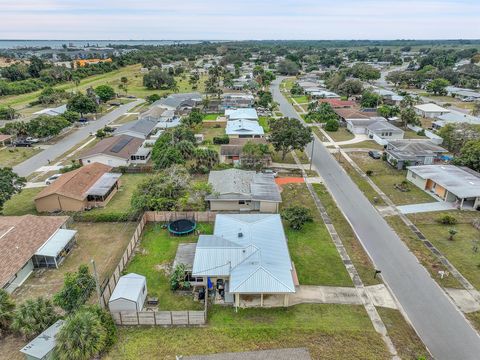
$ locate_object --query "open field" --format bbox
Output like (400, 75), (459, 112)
(280, 183), (352, 286)
(123, 222), (212, 310)
(106, 304), (390, 360)
(0, 146), (42, 168)
(12, 221), (137, 302)
(348, 152), (435, 205)
(408, 210), (480, 290)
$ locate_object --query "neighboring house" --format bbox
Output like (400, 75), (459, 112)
(0, 215), (76, 293)
(20, 320), (65, 360)
(206, 169), (281, 212)
(345, 116), (387, 134)
(414, 103), (450, 118)
(109, 273), (147, 312)
(79, 135), (148, 167)
(432, 110), (480, 129)
(220, 138), (270, 165)
(317, 98), (355, 108)
(306, 89), (340, 99)
(372, 88), (404, 105)
(385, 140), (448, 169)
(33, 104), (67, 116)
(446, 86), (480, 100)
(335, 108), (376, 123)
(225, 108), (258, 121)
(366, 121), (404, 140)
(0, 134), (12, 146)
(222, 93), (255, 109)
(34, 162), (121, 212)
(191, 213), (297, 307)
(406, 165), (480, 210)
(114, 118), (157, 139)
(152, 92), (202, 114)
(226, 120), (264, 138)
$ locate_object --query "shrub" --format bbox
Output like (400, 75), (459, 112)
(417, 129), (426, 136)
(437, 215), (457, 225)
(53, 265), (96, 313)
(0, 289), (15, 338)
(60, 161), (82, 173)
(281, 206), (313, 230)
(12, 297), (58, 340)
(170, 264), (190, 290)
(324, 119), (339, 131)
(72, 211), (137, 223)
(366, 170), (373, 176)
(213, 135), (230, 145)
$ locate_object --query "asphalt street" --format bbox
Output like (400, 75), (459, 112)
(271, 77), (480, 360)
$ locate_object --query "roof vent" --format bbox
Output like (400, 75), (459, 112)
(238, 232), (243, 238)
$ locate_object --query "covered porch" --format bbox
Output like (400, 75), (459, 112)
(86, 173), (121, 207)
(32, 229), (77, 268)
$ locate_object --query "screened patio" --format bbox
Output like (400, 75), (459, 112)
(32, 229), (77, 268)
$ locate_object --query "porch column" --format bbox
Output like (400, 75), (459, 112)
(283, 294), (289, 307)
(235, 293), (240, 307)
(260, 293), (264, 307)
(460, 198), (465, 210)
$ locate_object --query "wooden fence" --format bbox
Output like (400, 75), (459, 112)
(111, 310), (206, 326)
(99, 211), (214, 325)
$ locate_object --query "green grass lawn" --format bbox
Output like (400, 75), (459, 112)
(340, 141), (385, 150)
(292, 95), (309, 104)
(408, 211), (480, 290)
(203, 113), (222, 121)
(258, 116), (271, 133)
(123, 222), (213, 310)
(200, 125), (225, 142)
(2, 188), (41, 216)
(0, 147), (42, 168)
(348, 153), (435, 205)
(325, 127), (355, 142)
(271, 149), (309, 164)
(106, 304), (390, 360)
(280, 183), (352, 286)
(404, 130), (428, 140)
(313, 184), (381, 286)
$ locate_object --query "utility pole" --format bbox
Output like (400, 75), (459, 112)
(91, 259), (103, 308)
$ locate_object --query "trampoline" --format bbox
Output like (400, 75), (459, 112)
(168, 219), (197, 236)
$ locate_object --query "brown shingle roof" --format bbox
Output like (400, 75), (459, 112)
(79, 135), (144, 160)
(35, 162), (113, 202)
(0, 215), (69, 288)
(334, 108), (376, 120)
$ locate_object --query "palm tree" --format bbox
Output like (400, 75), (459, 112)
(0, 290), (15, 338)
(11, 297), (57, 340)
(448, 228), (458, 241)
(55, 309), (107, 360)
(472, 102), (480, 117)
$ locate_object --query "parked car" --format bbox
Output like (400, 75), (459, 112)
(461, 97), (476, 102)
(263, 169), (278, 177)
(26, 137), (40, 143)
(78, 118), (88, 124)
(368, 150), (382, 159)
(12, 140), (32, 147)
(45, 174), (62, 185)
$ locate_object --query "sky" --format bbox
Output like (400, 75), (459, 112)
(1, 0), (479, 40)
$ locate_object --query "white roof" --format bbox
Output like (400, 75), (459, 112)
(435, 111), (480, 125)
(109, 273), (146, 303)
(414, 103), (449, 113)
(33, 104), (67, 116)
(20, 320), (64, 358)
(407, 165), (480, 198)
(35, 229), (77, 257)
(225, 108), (258, 120)
(226, 120), (264, 136)
(192, 214), (295, 294)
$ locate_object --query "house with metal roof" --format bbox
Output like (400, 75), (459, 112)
(432, 110), (480, 129)
(406, 165), (480, 210)
(114, 118), (157, 139)
(225, 120), (264, 138)
(366, 121), (404, 141)
(414, 103), (450, 118)
(0, 215), (75, 293)
(152, 92), (202, 114)
(109, 273), (147, 312)
(33, 104), (67, 117)
(35, 162), (121, 212)
(206, 169), (281, 213)
(385, 140), (448, 169)
(221, 93), (255, 109)
(20, 320), (64, 360)
(225, 108), (258, 121)
(191, 214), (296, 307)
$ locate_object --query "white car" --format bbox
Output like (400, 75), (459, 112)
(26, 137), (40, 143)
(45, 174), (62, 185)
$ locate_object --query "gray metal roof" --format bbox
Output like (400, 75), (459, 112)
(206, 169), (281, 202)
(367, 121), (403, 133)
(114, 118), (157, 138)
(192, 214), (295, 294)
(35, 229), (77, 257)
(435, 111), (480, 126)
(86, 172), (121, 197)
(407, 165), (480, 198)
(225, 108), (258, 120)
(20, 320), (64, 358)
(387, 140), (447, 159)
(152, 92), (202, 110)
(225, 120), (264, 136)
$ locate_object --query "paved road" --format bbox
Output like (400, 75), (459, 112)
(271, 78), (480, 359)
(12, 99), (144, 177)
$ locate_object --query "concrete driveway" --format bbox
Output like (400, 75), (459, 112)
(397, 201), (456, 214)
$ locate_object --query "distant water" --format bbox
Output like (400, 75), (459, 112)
(0, 40), (209, 49)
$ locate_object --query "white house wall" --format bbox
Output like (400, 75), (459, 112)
(5, 259), (34, 294)
(82, 155), (129, 167)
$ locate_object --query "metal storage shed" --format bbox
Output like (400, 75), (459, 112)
(108, 273), (147, 312)
(19, 320), (64, 360)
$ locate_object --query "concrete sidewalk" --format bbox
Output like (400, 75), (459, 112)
(397, 201), (456, 214)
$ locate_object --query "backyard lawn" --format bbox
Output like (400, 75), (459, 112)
(348, 152), (435, 205)
(280, 183), (352, 286)
(200, 125), (225, 142)
(106, 304), (390, 360)
(408, 211), (480, 290)
(203, 113), (222, 121)
(2, 187), (41, 216)
(123, 222), (213, 310)
(0, 146), (42, 168)
(403, 130), (428, 139)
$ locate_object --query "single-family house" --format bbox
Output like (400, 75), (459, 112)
(34, 162), (121, 212)
(226, 120), (264, 138)
(20, 320), (64, 360)
(0, 215), (76, 293)
(191, 213), (297, 307)
(33, 104), (67, 117)
(206, 169), (281, 212)
(372, 88), (404, 106)
(414, 103), (450, 118)
(108, 273), (147, 312)
(317, 98), (355, 108)
(220, 138), (270, 165)
(446, 86), (480, 100)
(222, 93), (255, 109)
(114, 118), (157, 139)
(406, 165), (480, 210)
(152, 92), (202, 114)
(139, 106), (175, 123)
(366, 121), (404, 140)
(225, 108), (258, 121)
(432, 111), (480, 129)
(335, 108), (377, 123)
(385, 140), (448, 169)
(79, 135), (148, 167)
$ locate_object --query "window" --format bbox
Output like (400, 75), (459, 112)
(239, 200), (246, 205)
(411, 173), (417, 179)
